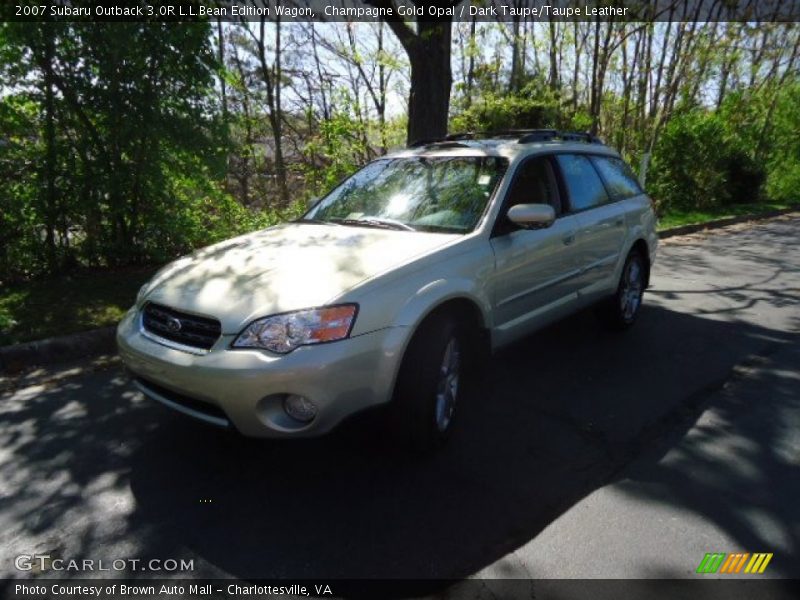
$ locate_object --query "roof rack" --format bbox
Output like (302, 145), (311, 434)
(407, 140), (472, 149)
(443, 132), (475, 141)
(408, 129), (603, 148)
(408, 132), (477, 147)
(517, 130), (603, 144)
(490, 128), (558, 139)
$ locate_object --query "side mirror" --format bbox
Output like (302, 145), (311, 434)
(506, 204), (556, 230)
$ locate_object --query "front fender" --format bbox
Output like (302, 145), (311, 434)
(394, 277), (493, 332)
(376, 278), (493, 403)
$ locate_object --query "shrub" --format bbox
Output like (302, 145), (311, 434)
(451, 82), (569, 133)
(648, 109), (764, 212)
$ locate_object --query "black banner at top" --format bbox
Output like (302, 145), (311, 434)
(3, 0), (800, 23)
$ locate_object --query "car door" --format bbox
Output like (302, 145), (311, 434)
(489, 156), (583, 345)
(554, 153), (628, 299)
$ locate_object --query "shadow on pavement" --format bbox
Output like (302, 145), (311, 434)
(1, 298), (796, 582)
(615, 342), (800, 578)
(119, 303), (796, 580)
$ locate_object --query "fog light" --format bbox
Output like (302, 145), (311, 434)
(284, 394), (317, 423)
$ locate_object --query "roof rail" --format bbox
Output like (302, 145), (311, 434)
(443, 132), (475, 141)
(517, 130), (603, 144)
(408, 138), (440, 148)
(490, 128), (558, 139)
(408, 139), (473, 150)
(408, 132), (476, 147)
(407, 129), (604, 148)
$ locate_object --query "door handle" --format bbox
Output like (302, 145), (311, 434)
(615, 218), (624, 227)
(562, 233), (576, 245)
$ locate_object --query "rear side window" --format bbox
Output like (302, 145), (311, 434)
(555, 154), (609, 212)
(591, 156), (643, 199)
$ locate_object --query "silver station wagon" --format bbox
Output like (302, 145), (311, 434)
(117, 130), (658, 451)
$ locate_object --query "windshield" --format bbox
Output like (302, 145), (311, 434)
(303, 156), (508, 233)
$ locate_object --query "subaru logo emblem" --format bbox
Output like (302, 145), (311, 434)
(166, 316), (182, 333)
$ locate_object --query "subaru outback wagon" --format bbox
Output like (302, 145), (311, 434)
(117, 130), (658, 451)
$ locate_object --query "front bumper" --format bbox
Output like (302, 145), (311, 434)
(116, 308), (407, 437)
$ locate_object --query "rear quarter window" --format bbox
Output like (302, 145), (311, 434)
(591, 156), (643, 200)
(555, 154), (610, 212)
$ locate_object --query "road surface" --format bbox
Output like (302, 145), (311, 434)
(1, 215), (798, 584)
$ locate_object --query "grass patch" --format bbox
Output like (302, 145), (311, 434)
(0, 267), (157, 346)
(658, 200), (799, 230)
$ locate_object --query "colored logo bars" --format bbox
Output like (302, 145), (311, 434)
(696, 552), (773, 574)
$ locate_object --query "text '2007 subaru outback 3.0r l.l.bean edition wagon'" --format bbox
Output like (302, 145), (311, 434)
(118, 130), (658, 451)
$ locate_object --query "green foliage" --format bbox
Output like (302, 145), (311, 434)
(303, 109), (367, 197)
(452, 82), (565, 132)
(657, 200), (800, 231)
(0, 95), (42, 279)
(648, 107), (764, 211)
(300, 89), (405, 201)
(763, 83), (800, 204)
(647, 79), (800, 214)
(0, 267), (155, 345)
(452, 76), (797, 220)
(0, 22), (253, 282)
(2, 20), (799, 297)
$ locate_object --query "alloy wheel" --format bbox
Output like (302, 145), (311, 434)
(434, 337), (461, 432)
(620, 256), (644, 322)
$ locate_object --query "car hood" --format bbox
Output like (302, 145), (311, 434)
(142, 223), (457, 333)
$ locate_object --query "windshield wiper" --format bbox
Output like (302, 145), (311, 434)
(293, 218), (342, 226)
(334, 217), (417, 232)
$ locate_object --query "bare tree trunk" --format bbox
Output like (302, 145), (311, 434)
(310, 23), (330, 120)
(509, 4), (524, 92)
(377, 21), (388, 153)
(571, 21), (583, 112)
(465, 17), (477, 108)
(548, 18), (559, 91)
(755, 28), (800, 159)
(368, 4), (454, 145)
(217, 19), (228, 123)
(638, 21), (652, 134)
(650, 19), (673, 119)
(402, 21), (453, 144)
(217, 18), (229, 191)
(618, 32), (633, 152)
(590, 20), (614, 135)
(251, 17), (289, 205)
(231, 40), (255, 206)
(41, 27), (58, 271)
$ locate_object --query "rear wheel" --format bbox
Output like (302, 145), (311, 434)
(599, 250), (646, 330)
(391, 314), (470, 453)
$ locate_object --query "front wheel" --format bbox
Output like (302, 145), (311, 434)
(391, 314), (469, 453)
(599, 250), (646, 330)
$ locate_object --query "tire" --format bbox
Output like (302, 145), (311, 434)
(391, 313), (470, 454)
(599, 249), (646, 330)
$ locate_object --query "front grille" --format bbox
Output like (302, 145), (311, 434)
(141, 302), (221, 350)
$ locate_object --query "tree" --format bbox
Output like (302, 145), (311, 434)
(364, 0), (460, 145)
(243, 17), (290, 206)
(3, 16), (800, 283)
(0, 21), (231, 274)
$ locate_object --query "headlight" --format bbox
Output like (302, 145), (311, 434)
(232, 304), (358, 354)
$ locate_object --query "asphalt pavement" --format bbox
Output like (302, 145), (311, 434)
(1, 215), (798, 584)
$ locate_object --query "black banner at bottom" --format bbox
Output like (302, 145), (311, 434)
(2, 579), (800, 600)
